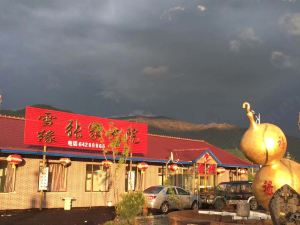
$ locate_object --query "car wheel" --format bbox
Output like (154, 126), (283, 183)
(191, 201), (199, 210)
(249, 199), (258, 211)
(214, 199), (225, 211)
(160, 202), (169, 214)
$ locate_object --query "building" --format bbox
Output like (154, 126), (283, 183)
(0, 115), (255, 210)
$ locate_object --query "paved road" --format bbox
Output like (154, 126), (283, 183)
(0, 207), (115, 225)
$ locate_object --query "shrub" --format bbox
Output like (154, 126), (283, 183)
(104, 191), (145, 225)
(116, 191), (145, 223)
(103, 220), (128, 225)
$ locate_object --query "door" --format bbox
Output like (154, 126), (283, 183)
(240, 183), (253, 200)
(176, 187), (191, 208)
(225, 183), (242, 204)
(166, 187), (179, 209)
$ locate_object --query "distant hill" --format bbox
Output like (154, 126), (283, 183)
(121, 116), (300, 161)
(0, 104), (71, 117)
(1, 106), (299, 161)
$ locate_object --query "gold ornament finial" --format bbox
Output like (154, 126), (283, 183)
(242, 101), (251, 112)
(242, 101), (256, 128)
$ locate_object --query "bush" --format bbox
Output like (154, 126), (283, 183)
(104, 191), (145, 225)
(116, 191), (145, 223)
(103, 220), (129, 225)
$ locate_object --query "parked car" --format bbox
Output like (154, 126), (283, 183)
(199, 181), (258, 210)
(143, 185), (199, 213)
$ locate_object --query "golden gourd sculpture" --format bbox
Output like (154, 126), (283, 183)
(240, 102), (300, 210)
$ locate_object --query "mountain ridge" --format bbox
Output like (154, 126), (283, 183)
(1, 105), (299, 161)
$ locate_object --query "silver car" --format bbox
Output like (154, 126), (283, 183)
(143, 185), (199, 213)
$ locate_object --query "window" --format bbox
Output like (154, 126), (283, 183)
(176, 187), (189, 195)
(0, 161), (15, 193)
(167, 187), (177, 195)
(216, 184), (226, 192)
(176, 167), (192, 191)
(241, 183), (252, 193)
(46, 163), (67, 192)
(143, 186), (164, 194)
(158, 167), (164, 185)
(227, 184), (240, 193)
(198, 174), (215, 192)
(86, 164), (109, 192)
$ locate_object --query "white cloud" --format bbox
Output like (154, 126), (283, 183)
(270, 51), (299, 69)
(271, 51), (292, 68)
(142, 65), (169, 76)
(229, 40), (241, 52)
(161, 6), (185, 21)
(279, 13), (300, 37)
(238, 27), (261, 42)
(197, 5), (206, 12)
(229, 27), (261, 53)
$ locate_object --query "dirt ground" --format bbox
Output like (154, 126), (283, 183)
(0, 207), (116, 225)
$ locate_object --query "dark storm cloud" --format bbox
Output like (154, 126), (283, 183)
(1, 0), (300, 136)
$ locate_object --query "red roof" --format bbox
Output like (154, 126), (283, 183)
(146, 134), (253, 167)
(0, 115), (253, 167)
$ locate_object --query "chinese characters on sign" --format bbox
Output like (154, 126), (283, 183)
(39, 112), (57, 126)
(24, 106), (148, 154)
(197, 164), (216, 174)
(38, 167), (49, 191)
(262, 180), (274, 196)
(38, 130), (55, 143)
(37, 112), (57, 143)
(65, 120), (83, 139)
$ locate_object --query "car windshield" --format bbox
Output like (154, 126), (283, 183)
(216, 184), (226, 192)
(143, 186), (164, 194)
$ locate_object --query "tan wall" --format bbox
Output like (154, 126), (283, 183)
(216, 170), (230, 184)
(144, 165), (160, 189)
(0, 157), (162, 210)
(0, 156), (246, 210)
(0, 157), (40, 209)
(216, 170), (249, 185)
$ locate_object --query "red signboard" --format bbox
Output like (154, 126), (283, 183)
(197, 164), (216, 174)
(24, 106), (148, 154)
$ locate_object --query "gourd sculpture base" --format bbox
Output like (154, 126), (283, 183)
(269, 184), (300, 225)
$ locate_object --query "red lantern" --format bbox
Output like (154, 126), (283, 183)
(137, 162), (149, 171)
(6, 154), (22, 165)
(168, 164), (178, 172)
(102, 160), (113, 168)
(59, 158), (71, 167)
(217, 167), (226, 174)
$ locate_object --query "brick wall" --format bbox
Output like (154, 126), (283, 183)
(0, 157), (160, 210)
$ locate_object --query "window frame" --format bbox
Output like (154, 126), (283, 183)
(125, 165), (143, 192)
(39, 162), (68, 192)
(176, 187), (190, 195)
(85, 164), (110, 192)
(0, 160), (15, 193)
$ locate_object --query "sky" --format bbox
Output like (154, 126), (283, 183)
(0, 0), (300, 137)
